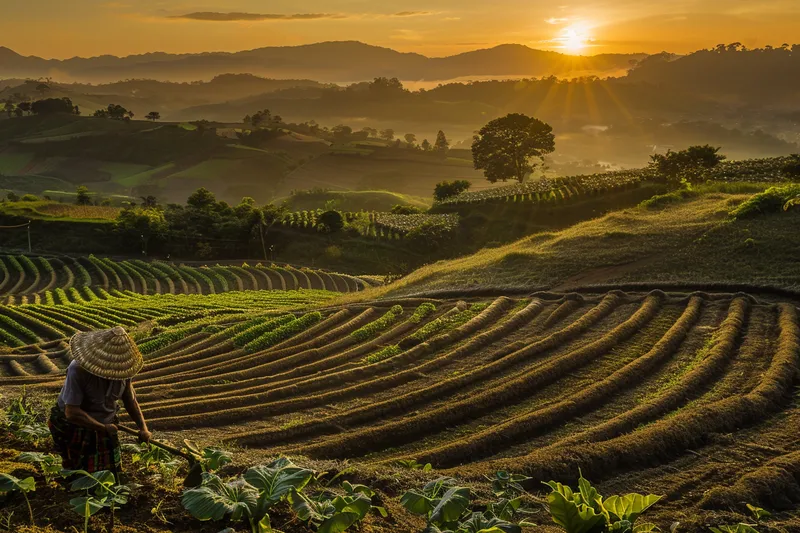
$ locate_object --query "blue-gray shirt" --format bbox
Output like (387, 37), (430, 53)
(57, 361), (131, 425)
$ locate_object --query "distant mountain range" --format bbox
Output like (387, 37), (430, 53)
(0, 41), (647, 83)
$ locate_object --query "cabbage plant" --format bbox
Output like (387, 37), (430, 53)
(181, 457), (313, 533)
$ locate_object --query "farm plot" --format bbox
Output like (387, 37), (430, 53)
(2, 288), (799, 529)
(0, 254), (370, 306)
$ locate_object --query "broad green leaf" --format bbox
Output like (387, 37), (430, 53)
(0, 473), (35, 493)
(400, 490), (434, 516)
(181, 474), (258, 522)
(67, 469), (115, 492)
(374, 506), (389, 518)
(342, 481), (375, 498)
(487, 498), (521, 521)
(258, 513), (273, 533)
(337, 494), (372, 520)
(423, 477), (459, 498)
(577, 474), (603, 513)
(604, 494), (662, 523)
(746, 504), (771, 521)
(291, 491), (336, 524)
(244, 457), (313, 509)
(69, 496), (106, 517)
(203, 447), (233, 471)
(318, 511), (362, 533)
(544, 481), (576, 502)
(430, 487), (471, 526)
(547, 491), (605, 533)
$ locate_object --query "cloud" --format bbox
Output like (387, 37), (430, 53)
(393, 11), (432, 17)
(546, 17), (570, 25)
(170, 12), (344, 22)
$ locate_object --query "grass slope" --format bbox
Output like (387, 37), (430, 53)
(377, 191), (800, 296)
(281, 190), (431, 212)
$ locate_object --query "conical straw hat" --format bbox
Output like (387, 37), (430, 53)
(69, 326), (143, 380)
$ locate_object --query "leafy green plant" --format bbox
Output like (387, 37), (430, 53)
(0, 473), (35, 524)
(400, 477), (471, 531)
(0, 510), (14, 531)
(291, 489), (373, 533)
(485, 471), (533, 523)
(183, 440), (233, 472)
(395, 459), (433, 472)
(182, 457), (313, 533)
(745, 504), (771, 521)
(65, 469), (136, 533)
(121, 442), (181, 483)
(351, 305), (404, 341)
(17, 452), (62, 483)
(543, 472), (661, 533)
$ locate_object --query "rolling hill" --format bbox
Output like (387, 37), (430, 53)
(0, 42), (646, 83)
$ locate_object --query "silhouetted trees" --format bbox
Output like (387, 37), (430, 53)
(434, 131), (450, 153)
(404, 133), (417, 147)
(30, 97), (78, 115)
(472, 113), (556, 183)
(649, 145), (726, 183)
(380, 129), (395, 141)
(434, 180), (471, 201)
(146, 111), (161, 121)
(94, 104), (131, 120)
(75, 186), (92, 206)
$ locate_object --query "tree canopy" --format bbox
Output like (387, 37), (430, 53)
(434, 180), (471, 202)
(649, 145), (726, 182)
(472, 113), (555, 183)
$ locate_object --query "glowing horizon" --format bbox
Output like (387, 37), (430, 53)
(2, 1), (799, 60)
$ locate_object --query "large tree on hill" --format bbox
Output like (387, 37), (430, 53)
(380, 129), (395, 141)
(146, 111), (161, 122)
(649, 145), (726, 183)
(472, 113), (556, 183)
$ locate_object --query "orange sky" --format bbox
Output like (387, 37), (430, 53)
(3, 0), (800, 58)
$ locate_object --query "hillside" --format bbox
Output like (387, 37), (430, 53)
(377, 190), (800, 296)
(0, 42), (645, 83)
(0, 115), (491, 204)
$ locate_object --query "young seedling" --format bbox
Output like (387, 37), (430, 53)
(65, 469), (136, 533)
(0, 473), (35, 524)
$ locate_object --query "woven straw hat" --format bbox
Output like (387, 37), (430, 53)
(69, 326), (143, 380)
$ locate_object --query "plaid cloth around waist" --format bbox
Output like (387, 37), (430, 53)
(48, 405), (121, 473)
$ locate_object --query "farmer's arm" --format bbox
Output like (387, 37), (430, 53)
(122, 382), (152, 443)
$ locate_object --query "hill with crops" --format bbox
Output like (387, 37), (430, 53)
(2, 126), (800, 532)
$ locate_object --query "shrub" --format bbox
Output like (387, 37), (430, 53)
(317, 210), (344, 233)
(20, 194), (39, 202)
(782, 154), (800, 181)
(729, 184), (800, 219)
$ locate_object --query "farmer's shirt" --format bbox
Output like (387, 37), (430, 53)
(57, 360), (131, 425)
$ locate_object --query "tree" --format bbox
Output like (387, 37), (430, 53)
(17, 101), (31, 115)
(434, 131), (449, 153)
(649, 145), (726, 183)
(140, 195), (158, 208)
(362, 127), (378, 138)
(75, 186), (92, 206)
(6, 191), (20, 202)
(421, 139), (432, 151)
(317, 210), (344, 233)
(782, 154), (800, 181)
(186, 188), (217, 210)
(434, 180), (471, 202)
(36, 83), (50, 97)
(472, 113), (556, 183)
(332, 125), (353, 139)
(30, 97), (75, 115)
(115, 207), (167, 256)
(380, 129), (395, 141)
(146, 111), (161, 122)
(369, 77), (405, 97)
(73, 105), (80, 115)
(404, 133), (417, 147)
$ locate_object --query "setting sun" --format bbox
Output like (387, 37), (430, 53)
(559, 24), (592, 53)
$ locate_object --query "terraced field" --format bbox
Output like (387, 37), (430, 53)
(2, 287), (799, 527)
(0, 254), (374, 307)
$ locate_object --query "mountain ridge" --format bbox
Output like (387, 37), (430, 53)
(0, 41), (647, 83)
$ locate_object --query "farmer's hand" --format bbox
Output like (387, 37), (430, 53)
(138, 429), (153, 443)
(104, 423), (118, 436)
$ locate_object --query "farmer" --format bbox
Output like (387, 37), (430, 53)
(48, 326), (152, 473)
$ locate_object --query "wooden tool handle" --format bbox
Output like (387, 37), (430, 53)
(117, 424), (198, 462)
